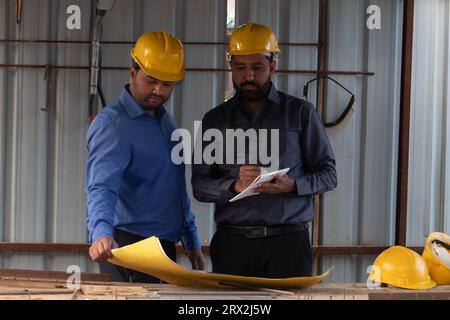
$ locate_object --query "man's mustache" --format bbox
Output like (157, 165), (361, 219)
(147, 94), (164, 99)
(240, 81), (259, 88)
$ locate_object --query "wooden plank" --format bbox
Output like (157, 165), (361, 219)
(0, 269), (111, 282)
(369, 292), (450, 300)
(0, 279), (448, 300)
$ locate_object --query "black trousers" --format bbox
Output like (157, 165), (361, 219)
(210, 226), (312, 278)
(99, 228), (176, 283)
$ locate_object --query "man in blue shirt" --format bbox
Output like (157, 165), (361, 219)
(86, 31), (205, 282)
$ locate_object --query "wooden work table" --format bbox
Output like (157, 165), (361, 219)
(0, 276), (448, 300)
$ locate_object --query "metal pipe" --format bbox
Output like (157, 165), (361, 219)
(0, 64), (374, 76)
(0, 39), (320, 47)
(90, 14), (103, 96)
(40, 65), (52, 112)
(396, 0), (415, 247)
(15, 0), (23, 24)
(0, 242), (423, 255)
(311, 0), (329, 276)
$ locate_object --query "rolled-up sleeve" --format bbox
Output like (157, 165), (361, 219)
(191, 112), (237, 203)
(294, 103), (337, 196)
(85, 114), (130, 243)
(180, 193), (201, 251)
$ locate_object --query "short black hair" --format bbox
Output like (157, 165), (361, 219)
(132, 61), (140, 71)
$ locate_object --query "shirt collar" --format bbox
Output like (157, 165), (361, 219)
(266, 82), (280, 105)
(119, 85), (166, 119)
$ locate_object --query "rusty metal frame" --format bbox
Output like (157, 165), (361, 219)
(0, 39), (320, 47)
(15, 0), (23, 24)
(0, 242), (422, 256)
(310, 0), (330, 277)
(0, 63), (373, 76)
(396, 0), (414, 246)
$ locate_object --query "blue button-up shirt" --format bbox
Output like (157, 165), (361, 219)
(86, 85), (200, 250)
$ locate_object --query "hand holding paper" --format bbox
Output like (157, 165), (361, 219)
(229, 167), (290, 202)
(251, 169), (297, 195)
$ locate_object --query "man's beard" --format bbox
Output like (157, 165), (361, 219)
(129, 83), (168, 111)
(234, 78), (272, 101)
(140, 94), (168, 111)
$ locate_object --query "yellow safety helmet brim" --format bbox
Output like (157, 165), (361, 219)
(397, 280), (437, 290)
(227, 49), (280, 56)
(369, 273), (436, 290)
(368, 270), (437, 290)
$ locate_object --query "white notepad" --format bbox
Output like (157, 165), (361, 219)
(229, 167), (290, 202)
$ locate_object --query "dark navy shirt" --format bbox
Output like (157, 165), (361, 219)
(86, 85), (200, 250)
(191, 83), (337, 226)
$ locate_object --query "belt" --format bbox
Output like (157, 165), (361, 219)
(217, 223), (308, 239)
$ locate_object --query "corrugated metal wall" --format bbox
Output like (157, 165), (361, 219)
(0, 0), (447, 283)
(235, 0), (403, 283)
(0, 0), (226, 273)
(408, 0), (450, 245)
(323, 0), (403, 283)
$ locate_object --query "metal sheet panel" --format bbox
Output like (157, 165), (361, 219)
(0, 0), (7, 268)
(407, 0), (450, 245)
(2, 0), (52, 270)
(1, 0), (447, 284)
(177, 0), (227, 246)
(0, 0), (227, 273)
(322, 0), (403, 283)
(234, 0), (403, 283)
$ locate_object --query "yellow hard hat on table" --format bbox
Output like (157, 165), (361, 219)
(422, 232), (450, 285)
(227, 21), (281, 56)
(368, 246), (436, 290)
(131, 31), (184, 82)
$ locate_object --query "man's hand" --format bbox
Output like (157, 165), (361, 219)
(232, 165), (261, 194)
(251, 174), (297, 194)
(186, 248), (206, 270)
(89, 236), (119, 263)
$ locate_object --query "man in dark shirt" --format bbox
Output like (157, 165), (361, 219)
(191, 21), (337, 278)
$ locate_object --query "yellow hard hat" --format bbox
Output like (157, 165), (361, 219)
(422, 232), (450, 285)
(130, 31), (184, 82)
(227, 21), (281, 56)
(368, 246), (436, 290)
